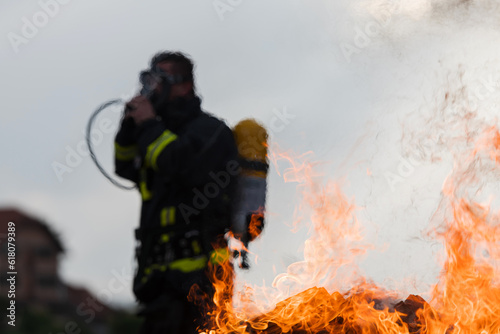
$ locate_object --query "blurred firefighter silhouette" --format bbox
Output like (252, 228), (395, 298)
(114, 51), (239, 334)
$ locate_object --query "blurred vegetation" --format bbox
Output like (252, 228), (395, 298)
(0, 298), (141, 334)
(109, 310), (142, 333)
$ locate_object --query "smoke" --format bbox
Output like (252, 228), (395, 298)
(235, 0), (500, 292)
(302, 0), (500, 297)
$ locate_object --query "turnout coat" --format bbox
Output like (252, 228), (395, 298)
(114, 96), (238, 303)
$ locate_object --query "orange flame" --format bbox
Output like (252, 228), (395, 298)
(197, 101), (500, 333)
(248, 211), (265, 241)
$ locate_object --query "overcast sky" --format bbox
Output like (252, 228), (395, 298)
(2, 0), (500, 309)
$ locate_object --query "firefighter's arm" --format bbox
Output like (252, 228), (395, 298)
(134, 119), (202, 177)
(123, 95), (204, 178)
(114, 117), (139, 182)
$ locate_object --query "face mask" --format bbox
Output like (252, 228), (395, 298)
(139, 66), (186, 97)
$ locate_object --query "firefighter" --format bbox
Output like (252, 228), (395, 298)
(114, 51), (238, 334)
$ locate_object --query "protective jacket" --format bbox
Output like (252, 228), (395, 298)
(114, 96), (238, 303)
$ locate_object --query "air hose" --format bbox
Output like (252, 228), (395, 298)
(86, 99), (136, 190)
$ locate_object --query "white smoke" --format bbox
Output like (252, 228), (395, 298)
(239, 0), (500, 308)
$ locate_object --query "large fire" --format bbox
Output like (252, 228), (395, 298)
(196, 85), (500, 333)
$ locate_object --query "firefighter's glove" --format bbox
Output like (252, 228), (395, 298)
(115, 115), (137, 146)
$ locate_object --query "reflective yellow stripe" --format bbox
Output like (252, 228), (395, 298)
(168, 256), (208, 273)
(169, 208), (175, 224)
(161, 208), (167, 226)
(143, 257), (207, 280)
(139, 169), (152, 201)
(142, 264), (168, 282)
(145, 130), (177, 170)
(114, 143), (138, 161)
(209, 248), (230, 265)
(191, 240), (201, 255)
(141, 248), (229, 281)
(142, 248), (230, 280)
(140, 181), (152, 201)
(161, 234), (170, 243)
(160, 207), (176, 226)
